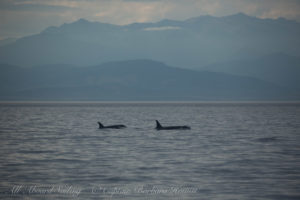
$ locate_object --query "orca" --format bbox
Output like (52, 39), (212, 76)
(155, 120), (190, 130)
(98, 122), (126, 129)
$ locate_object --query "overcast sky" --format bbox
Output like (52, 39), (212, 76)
(1, 0), (300, 39)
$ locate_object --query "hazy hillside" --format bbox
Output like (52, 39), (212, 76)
(0, 60), (297, 101)
(0, 38), (17, 47)
(0, 13), (299, 68)
(203, 53), (300, 90)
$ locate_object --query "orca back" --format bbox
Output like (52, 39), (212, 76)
(106, 125), (126, 129)
(155, 120), (190, 130)
(98, 122), (126, 129)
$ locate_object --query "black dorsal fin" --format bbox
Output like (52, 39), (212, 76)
(156, 120), (162, 129)
(98, 122), (104, 128)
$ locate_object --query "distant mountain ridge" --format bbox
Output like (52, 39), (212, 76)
(0, 38), (17, 47)
(1, 13), (299, 101)
(0, 13), (299, 67)
(202, 53), (300, 90)
(0, 60), (298, 101)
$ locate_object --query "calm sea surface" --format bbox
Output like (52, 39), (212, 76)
(0, 102), (300, 200)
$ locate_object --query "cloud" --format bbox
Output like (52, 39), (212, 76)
(1, 0), (300, 39)
(13, 0), (79, 8)
(92, 0), (170, 24)
(143, 26), (181, 31)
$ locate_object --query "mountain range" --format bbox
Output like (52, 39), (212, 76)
(0, 13), (299, 101)
(202, 53), (300, 90)
(0, 60), (298, 101)
(0, 13), (299, 68)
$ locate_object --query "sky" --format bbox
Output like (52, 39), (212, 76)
(1, 0), (300, 40)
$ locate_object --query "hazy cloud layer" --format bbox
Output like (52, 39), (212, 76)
(1, 0), (300, 39)
(143, 26), (181, 31)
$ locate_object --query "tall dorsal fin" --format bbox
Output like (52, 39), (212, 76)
(98, 122), (104, 128)
(156, 120), (162, 129)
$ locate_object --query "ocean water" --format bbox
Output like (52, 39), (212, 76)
(0, 102), (300, 200)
